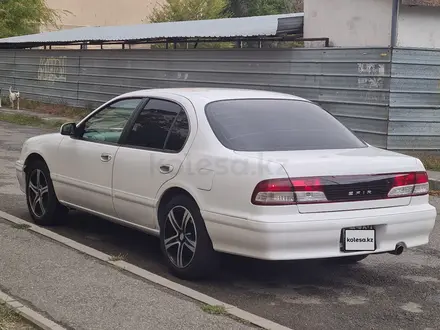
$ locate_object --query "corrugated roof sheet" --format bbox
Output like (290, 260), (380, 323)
(0, 13), (304, 47)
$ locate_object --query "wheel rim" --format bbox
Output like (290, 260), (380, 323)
(27, 169), (49, 218)
(163, 206), (197, 269)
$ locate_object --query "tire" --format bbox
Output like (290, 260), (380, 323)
(25, 160), (68, 226)
(159, 195), (218, 280)
(329, 254), (369, 264)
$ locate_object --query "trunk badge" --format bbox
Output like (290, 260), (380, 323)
(348, 190), (372, 196)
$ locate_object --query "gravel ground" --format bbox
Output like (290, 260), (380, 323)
(1, 121), (440, 330)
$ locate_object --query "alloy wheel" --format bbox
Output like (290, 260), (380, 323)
(28, 169), (49, 218)
(163, 206), (197, 269)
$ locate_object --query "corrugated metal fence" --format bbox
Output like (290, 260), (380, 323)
(389, 48), (440, 150)
(0, 47), (437, 150)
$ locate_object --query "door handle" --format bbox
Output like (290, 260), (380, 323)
(159, 164), (174, 174)
(100, 153), (112, 162)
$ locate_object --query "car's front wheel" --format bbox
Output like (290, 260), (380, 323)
(26, 160), (68, 226)
(160, 195), (218, 280)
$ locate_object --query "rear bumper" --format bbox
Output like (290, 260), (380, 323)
(202, 203), (437, 260)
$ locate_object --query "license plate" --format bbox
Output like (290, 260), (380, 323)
(342, 228), (376, 252)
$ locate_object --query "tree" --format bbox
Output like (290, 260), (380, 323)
(146, 0), (303, 49)
(0, 0), (62, 38)
(149, 0), (230, 23)
(147, 0), (232, 48)
(224, 0), (304, 48)
(226, 0), (303, 17)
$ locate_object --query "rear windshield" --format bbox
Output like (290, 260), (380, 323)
(204, 99), (367, 152)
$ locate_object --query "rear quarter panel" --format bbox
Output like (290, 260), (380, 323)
(155, 97), (297, 225)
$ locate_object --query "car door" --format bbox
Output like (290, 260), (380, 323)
(112, 97), (194, 229)
(52, 97), (145, 217)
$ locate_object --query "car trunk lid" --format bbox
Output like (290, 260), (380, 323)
(237, 147), (422, 213)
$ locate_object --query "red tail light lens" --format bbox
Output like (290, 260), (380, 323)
(393, 173), (416, 187)
(290, 177), (328, 204)
(416, 172), (429, 184)
(290, 178), (323, 191)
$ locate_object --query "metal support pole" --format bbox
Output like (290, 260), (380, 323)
(391, 0), (400, 47)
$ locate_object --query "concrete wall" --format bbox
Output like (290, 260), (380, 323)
(397, 5), (440, 48)
(43, 0), (164, 32)
(304, 0), (393, 47)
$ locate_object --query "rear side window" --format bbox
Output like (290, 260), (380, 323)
(205, 99), (366, 151)
(164, 110), (189, 152)
(124, 99), (182, 150)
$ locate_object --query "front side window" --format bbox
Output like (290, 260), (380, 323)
(81, 98), (143, 143)
(205, 99), (367, 152)
(124, 99), (184, 150)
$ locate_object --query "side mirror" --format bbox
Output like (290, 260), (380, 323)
(60, 122), (77, 136)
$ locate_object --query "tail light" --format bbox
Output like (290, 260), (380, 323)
(251, 178), (296, 205)
(388, 172), (429, 198)
(252, 177), (328, 205)
(251, 171), (429, 206)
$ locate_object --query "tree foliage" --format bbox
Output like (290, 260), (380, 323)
(149, 0), (230, 23)
(148, 0), (303, 24)
(225, 0), (304, 48)
(0, 0), (62, 38)
(148, 0), (232, 48)
(146, 0), (303, 49)
(226, 0), (303, 17)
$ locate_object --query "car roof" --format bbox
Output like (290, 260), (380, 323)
(118, 88), (308, 103)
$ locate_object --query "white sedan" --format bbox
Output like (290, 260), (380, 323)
(16, 88), (436, 280)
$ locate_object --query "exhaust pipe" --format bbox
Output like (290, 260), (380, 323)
(389, 242), (405, 255)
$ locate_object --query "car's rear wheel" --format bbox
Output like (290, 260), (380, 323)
(160, 195), (218, 280)
(26, 160), (68, 226)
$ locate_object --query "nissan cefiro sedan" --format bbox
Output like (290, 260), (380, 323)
(16, 88), (436, 280)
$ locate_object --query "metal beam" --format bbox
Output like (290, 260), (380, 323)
(391, 0), (400, 47)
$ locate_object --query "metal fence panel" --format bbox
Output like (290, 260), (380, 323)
(0, 50), (15, 98)
(10, 50), (80, 105)
(4, 47), (440, 151)
(389, 48), (440, 150)
(1, 47), (391, 148)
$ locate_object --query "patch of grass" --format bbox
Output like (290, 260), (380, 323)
(200, 304), (253, 326)
(20, 99), (89, 120)
(0, 303), (20, 330)
(11, 223), (31, 230)
(108, 253), (127, 262)
(0, 302), (35, 330)
(201, 304), (228, 315)
(403, 152), (440, 172)
(1, 97), (90, 120)
(419, 154), (440, 172)
(430, 190), (440, 197)
(0, 113), (67, 129)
